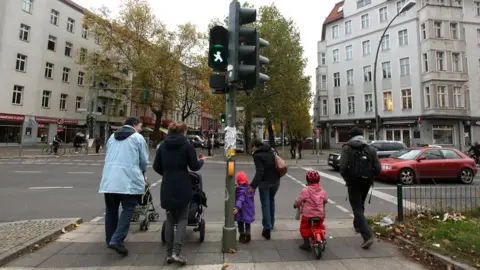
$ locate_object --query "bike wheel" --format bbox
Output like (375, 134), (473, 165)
(313, 244), (322, 259)
(69, 147), (77, 154)
(58, 145), (66, 156)
(43, 145), (52, 155)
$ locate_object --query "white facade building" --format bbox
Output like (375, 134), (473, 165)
(314, 0), (480, 149)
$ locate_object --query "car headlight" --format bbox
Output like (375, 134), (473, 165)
(381, 165), (392, 170)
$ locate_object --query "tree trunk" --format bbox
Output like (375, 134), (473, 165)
(267, 119), (275, 147)
(151, 109), (163, 143)
(244, 103), (253, 154)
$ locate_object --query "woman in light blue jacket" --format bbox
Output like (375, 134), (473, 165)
(99, 117), (149, 256)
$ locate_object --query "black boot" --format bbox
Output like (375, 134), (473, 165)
(299, 238), (311, 251)
(261, 229), (271, 240)
(239, 233), (246, 243)
(245, 232), (251, 243)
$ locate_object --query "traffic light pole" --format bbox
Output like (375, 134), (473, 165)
(223, 84), (237, 252)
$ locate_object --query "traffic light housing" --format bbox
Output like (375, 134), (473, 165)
(208, 26), (229, 71)
(220, 113), (226, 124)
(86, 115), (95, 128)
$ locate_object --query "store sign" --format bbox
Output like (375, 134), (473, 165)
(35, 117), (78, 125)
(0, 113), (25, 122)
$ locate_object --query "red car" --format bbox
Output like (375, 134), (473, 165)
(377, 147), (477, 185)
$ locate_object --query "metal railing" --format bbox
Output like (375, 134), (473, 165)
(397, 184), (480, 221)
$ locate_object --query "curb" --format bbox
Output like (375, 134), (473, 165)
(396, 236), (478, 270)
(0, 154), (105, 160)
(206, 160), (328, 166)
(0, 218), (83, 267)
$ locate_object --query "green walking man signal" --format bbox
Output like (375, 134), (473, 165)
(213, 45), (224, 63)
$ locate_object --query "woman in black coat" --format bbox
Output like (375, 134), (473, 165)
(153, 122), (205, 265)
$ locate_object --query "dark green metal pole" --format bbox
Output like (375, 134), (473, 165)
(397, 184), (404, 222)
(223, 85), (237, 252)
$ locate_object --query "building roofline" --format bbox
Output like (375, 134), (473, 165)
(321, 1), (344, 41)
(59, 0), (86, 14)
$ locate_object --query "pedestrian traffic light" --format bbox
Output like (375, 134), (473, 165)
(86, 115), (95, 128)
(227, 0), (270, 89)
(220, 113), (226, 124)
(208, 26), (229, 71)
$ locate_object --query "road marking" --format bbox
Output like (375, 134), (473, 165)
(28, 186), (73, 189)
(50, 162), (60, 165)
(90, 163), (102, 166)
(302, 167), (422, 209)
(68, 172), (94, 174)
(77, 163), (88, 165)
(336, 205), (350, 213)
(14, 171), (41, 173)
(150, 179), (162, 187)
(90, 216), (103, 222)
(327, 199), (336, 204)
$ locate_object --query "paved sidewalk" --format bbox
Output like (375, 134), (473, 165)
(2, 219), (428, 269)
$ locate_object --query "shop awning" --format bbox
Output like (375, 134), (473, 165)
(110, 125), (123, 130)
(383, 120), (416, 125)
(160, 128), (168, 134)
(142, 127), (153, 132)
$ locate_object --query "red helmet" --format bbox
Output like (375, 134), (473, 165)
(306, 170), (320, 183)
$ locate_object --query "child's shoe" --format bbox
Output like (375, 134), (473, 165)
(299, 238), (311, 251)
(245, 233), (251, 243)
(239, 233), (246, 243)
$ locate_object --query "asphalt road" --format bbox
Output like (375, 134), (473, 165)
(0, 155), (479, 223)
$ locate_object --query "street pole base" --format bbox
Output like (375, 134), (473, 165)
(222, 226), (237, 253)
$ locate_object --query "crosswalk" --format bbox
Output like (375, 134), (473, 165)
(0, 159), (158, 167)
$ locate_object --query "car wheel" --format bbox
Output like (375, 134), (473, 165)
(398, 168), (415, 185)
(458, 168), (474, 184)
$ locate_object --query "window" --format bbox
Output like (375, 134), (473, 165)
(362, 40), (370, 55)
(64, 42), (72, 57)
(12, 85), (23, 105)
(19, 24), (30, 41)
(78, 71), (85, 86)
(62, 67), (70, 82)
(321, 75), (327, 90)
(436, 51), (445, 71)
(401, 89), (412, 109)
(379, 7), (388, 22)
(475, 1), (480, 16)
(346, 69), (354, 85)
(420, 149), (444, 160)
(94, 32), (100, 44)
(50, 9), (58, 25)
(334, 98), (341, 114)
(60, 94), (68, 110)
(381, 34), (390, 50)
(441, 149), (462, 159)
(357, 0), (372, 8)
(82, 27), (88, 39)
(364, 94), (373, 112)
(363, 66), (372, 82)
(15, 54), (27, 72)
(398, 29), (408, 46)
(347, 96), (355, 113)
(67, 18), (75, 33)
(344, 20), (352, 35)
(361, 14), (369, 28)
(320, 53), (326, 65)
(80, 48), (87, 61)
(333, 49), (339, 62)
(337, 128), (350, 143)
(433, 125), (453, 145)
(452, 53), (461, 72)
(333, 72), (341, 87)
(424, 87), (431, 108)
(421, 23), (426, 40)
(400, 57), (410, 76)
(423, 53), (429, 72)
(44, 62), (53, 78)
(345, 45), (353, 60)
(321, 100), (328, 116)
(396, 0), (406, 14)
(22, 0), (33, 13)
(434, 21), (442, 38)
(383, 91), (393, 111)
(450, 23), (458, 39)
(42, 90), (51, 108)
(76, 96), (83, 110)
(437, 86), (447, 107)
(47, 35), (56, 51)
(332, 25), (339, 39)
(382, 61), (392, 79)
(453, 87), (463, 108)
(477, 29), (480, 44)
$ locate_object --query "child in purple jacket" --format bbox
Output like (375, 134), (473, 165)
(233, 171), (255, 243)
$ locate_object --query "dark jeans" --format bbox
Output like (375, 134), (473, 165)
(258, 183), (279, 231)
(95, 145), (100, 153)
(347, 184), (373, 241)
(165, 205), (189, 256)
(104, 193), (139, 245)
(207, 147), (212, 156)
(290, 148), (296, 159)
(238, 222), (251, 234)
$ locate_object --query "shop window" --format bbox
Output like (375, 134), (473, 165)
(433, 125), (453, 145)
(337, 128), (350, 143)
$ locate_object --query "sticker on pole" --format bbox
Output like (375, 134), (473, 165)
(224, 126), (237, 158)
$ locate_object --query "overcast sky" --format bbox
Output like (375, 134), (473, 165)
(75, 0), (337, 106)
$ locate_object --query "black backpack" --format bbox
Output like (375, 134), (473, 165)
(346, 144), (374, 180)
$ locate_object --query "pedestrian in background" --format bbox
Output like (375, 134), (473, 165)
(339, 126), (381, 249)
(248, 138), (280, 240)
(233, 170), (255, 243)
(99, 117), (149, 256)
(290, 137), (297, 159)
(153, 122), (205, 265)
(94, 135), (101, 153)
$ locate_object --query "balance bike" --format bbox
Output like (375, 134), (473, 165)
(308, 217), (326, 259)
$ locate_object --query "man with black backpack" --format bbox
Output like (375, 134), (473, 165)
(339, 127), (381, 249)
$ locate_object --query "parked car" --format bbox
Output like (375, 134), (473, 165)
(327, 140), (407, 170)
(187, 135), (205, 148)
(378, 147), (477, 185)
(235, 138), (245, 153)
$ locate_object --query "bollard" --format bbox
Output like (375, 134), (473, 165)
(397, 184), (404, 222)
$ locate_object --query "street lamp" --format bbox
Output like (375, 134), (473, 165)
(373, 0), (416, 140)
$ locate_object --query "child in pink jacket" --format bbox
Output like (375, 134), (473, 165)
(293, 170), (328, 251)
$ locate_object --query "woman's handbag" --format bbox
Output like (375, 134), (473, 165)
(295, 206), (301, 220)
(274, 152), (288, 177)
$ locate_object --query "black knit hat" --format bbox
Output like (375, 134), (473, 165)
(349, 126), (363, 138)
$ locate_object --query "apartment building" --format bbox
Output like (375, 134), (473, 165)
(314, 0), (480, 149)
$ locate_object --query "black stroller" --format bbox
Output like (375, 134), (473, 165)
(161, 171), (207, 243)
(131, 177), (159, 231)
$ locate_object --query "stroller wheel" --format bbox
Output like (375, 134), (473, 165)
(153, 213), (160, 222)
(132, 213), (140, 222)
(199, 219), (206, 243)
(140, 219), (149, 231)
(161, 221), (166, 243)
(148, 213), (156, 222)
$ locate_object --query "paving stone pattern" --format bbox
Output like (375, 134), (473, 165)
(2, 220), (428, 269)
